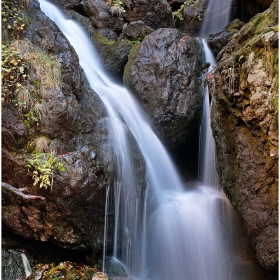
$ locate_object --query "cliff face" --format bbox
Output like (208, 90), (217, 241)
(210, 0), (278, 270)
(2, 0), (114, 257)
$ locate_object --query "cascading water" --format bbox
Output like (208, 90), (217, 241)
(199, 40), (219, 188)
(38, 1), (269, 280)
(200, 0), (232, 38)
(21, 251), (32, 278)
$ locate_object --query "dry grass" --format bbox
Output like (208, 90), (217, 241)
(11, 39), (61, 98)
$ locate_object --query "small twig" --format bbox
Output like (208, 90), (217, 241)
(2, 182), (46, 201)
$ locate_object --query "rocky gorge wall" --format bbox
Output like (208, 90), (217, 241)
(2, 0), (114, 263)
(209, 0), (278, 271)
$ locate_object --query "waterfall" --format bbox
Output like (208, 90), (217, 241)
(21, 251), (32, 278)
(38, 1), (268, 280)
(200, 0), (232, 38)
(199, 40), (218, 188)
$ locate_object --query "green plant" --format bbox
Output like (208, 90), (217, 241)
(172, 0), (195, 21)
(2, 0), (29, 40)
(3, 40), (61, 125)
(108, 0), (125, 17)
(25, 150), (65, 192)
(11, 40), (61, 97)
(1, 44), (29, 105)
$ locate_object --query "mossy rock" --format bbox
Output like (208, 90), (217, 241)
(123, 41), (141, 87)
(224, 18), (245, 32)
(100, 39), (135, 73)
(29, 262), (102, 280)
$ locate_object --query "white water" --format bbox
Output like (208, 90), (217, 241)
(199, 40), (219, 188)
(38, 1), (263, 280)
(21, 252), (32, 278)
(200, 0), (232, 37)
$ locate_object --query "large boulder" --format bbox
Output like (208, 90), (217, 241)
(124, 28), (203, 155)
(210, 0), (278, 270)
(2, 0), (114, 258)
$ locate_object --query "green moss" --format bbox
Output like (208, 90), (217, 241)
(272, 95), (278, 120)
(101, 39), (134, 72)
(25, 141), (34, 153)
(1, 0), (30, 42)
(92, 32), (114, 53)
(250, 1), (278, 36)
(224, 19), (244, 32)
(123, 41), (141, 86)
(45, 265), (66, 279)
(65, 267), (81, 279)
(271, 49), (278, 73)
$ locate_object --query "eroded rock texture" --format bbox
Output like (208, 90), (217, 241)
(123, 0), (174, 29)
(2, 0), (113, 256)
(210, 0), (278, 270)
(174, 0), (208, 35)
(123, 28), (203, 154)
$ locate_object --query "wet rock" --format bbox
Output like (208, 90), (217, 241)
(2, 249), (35, 280)
(123, 20), (154, 41)
(206, 19), (245, 57)
(2, 0), (114, 257)
(92, 29), (135, 74)
(50, 0), (82, 10)
(66, 10), (96, 37)
(174, 0), (208, 35)
(100, 39), (134, 74)
(210, 0), (278, 270)
(26, 0), (83, 101)
(26, 262), (104, 280)
(124, 28), (203, 152)
(123, 0), (174, 29)
(206, 30), (234, 57)
(104, 257), (128, 278)
(84, 0), (123, 33)
(224, 18), (245, 32)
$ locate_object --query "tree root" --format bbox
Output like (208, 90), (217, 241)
(2, 182), (46, 201)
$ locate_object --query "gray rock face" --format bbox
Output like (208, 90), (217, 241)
(2, 249), (35, 280)
(206, 30), (234, 56)
(124, 0), (174, 29)
(123, 20), (154, 41)
(50, 0), (82, 9)
(210, 0), (278, 270)
(26, 0), (83, 101)
(174, 0), (208, 35)
(124, 28), (203, 152)
(84, 0), (123, 32)
(100, 39), (135, 74)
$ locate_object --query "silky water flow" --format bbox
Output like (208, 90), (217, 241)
(38, 1), (270, 279)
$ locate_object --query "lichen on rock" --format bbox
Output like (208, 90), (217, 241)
(210, 0), (278, 270)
